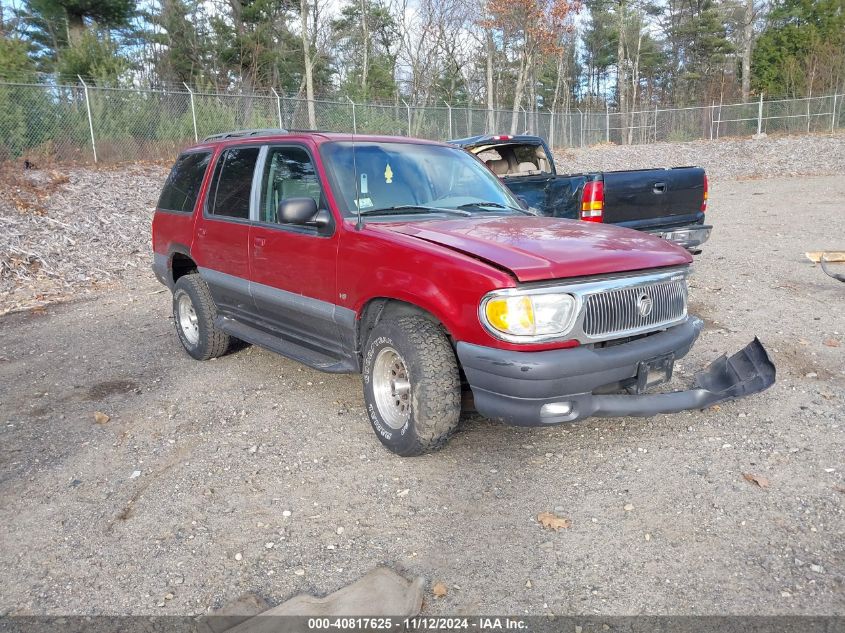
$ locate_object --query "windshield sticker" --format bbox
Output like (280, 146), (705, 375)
(355, 197), (374, 209)
(360, 173), (369, 194)
(384, 163), (393, 184)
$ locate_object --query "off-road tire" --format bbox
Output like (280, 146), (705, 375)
(172, 273), (231, 360)
(362, 316), (461, 456)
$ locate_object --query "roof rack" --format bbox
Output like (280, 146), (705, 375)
(286, 128), (337, 134)
(202, 128), (288, 142)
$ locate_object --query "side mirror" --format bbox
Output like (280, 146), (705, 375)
(516, 195), (529, 210)
(313, 208), (331, 228)
(277, 197), (318, 225)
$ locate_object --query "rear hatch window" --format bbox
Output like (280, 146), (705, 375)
(474, 143), (552, 177)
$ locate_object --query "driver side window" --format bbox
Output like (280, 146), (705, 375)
(260, 146), (322, 224)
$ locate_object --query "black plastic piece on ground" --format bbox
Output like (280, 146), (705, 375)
(693, 336), (776, 404)
(576, 337), (776, 421)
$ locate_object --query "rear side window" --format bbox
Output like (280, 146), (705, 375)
(157, 151), (211, 213)
(208, 147), (260, 219)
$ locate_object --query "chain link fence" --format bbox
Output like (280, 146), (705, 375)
(1, 80), (843, 164)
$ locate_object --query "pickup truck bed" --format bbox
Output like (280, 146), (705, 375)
(451, 135), (712, 253)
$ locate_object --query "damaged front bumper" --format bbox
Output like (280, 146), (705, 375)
(456, 317), (775, 427)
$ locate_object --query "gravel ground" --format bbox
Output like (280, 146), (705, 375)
(555, 132), (845, 181)
(0, 164), (165, 313)
(0, 139), (844, 617)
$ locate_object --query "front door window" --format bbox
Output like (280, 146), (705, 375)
(260, 146), (322, 225)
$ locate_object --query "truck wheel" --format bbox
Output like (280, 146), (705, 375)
(362, 316), (461, 456)
(172, 273), (231, 360)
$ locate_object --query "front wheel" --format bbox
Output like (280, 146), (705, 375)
(362, 316), (461, 456)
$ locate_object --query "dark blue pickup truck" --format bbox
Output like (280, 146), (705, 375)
(450, 134), (712, 253)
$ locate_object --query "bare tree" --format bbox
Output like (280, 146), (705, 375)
(301, 0), (316, 127)
(549, 30), (575, 148)
(485, 27), (495, 131)
(616, 0), (627, 142)
(485, 0), (579, 135)
(740, 0), (762, 101)
(627, 6), (646, 143)
(360, 0), (369, 93)
(395, 0), (440, 107)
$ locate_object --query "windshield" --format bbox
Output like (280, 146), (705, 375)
(320, 141), (524, 217)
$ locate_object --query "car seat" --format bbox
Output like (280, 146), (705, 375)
(485, 159), (510, 176)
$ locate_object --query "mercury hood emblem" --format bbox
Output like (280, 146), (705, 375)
(637, 292), (653, 317)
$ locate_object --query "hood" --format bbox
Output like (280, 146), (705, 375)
(378, 216), (692, 282)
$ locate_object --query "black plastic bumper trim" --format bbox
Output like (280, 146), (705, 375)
(152, 253), (170, 289)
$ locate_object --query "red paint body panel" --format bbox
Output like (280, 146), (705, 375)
(192, 218), (251, 279)
(381, 216), (692, 282)
(151, 210), (194, 259)
(336, 219), (519, 348)
(249, 226), (339, 305)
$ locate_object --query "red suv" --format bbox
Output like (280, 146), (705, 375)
(152, 129), (774, 456)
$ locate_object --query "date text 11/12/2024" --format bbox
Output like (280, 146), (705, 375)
(306, 617), (528, 630)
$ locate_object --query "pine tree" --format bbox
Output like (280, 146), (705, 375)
(752, 0), (845, 97)
(47, 0), (134, 43)
(331, 0), (399, 100)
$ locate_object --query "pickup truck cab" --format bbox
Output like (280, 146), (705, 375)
(450, 134), (713, 253)
(152, 129), (773, 456)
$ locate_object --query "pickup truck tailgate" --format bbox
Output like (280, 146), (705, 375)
(602, 167), (705, 226)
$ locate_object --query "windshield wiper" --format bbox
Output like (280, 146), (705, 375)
(457, 201), (532, 215)
(358, 205), (471, 217)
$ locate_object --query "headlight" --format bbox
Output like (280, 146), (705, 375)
(481, 291), (578, 341)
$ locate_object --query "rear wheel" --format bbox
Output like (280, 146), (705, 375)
(362, 316), (461, 456)
(172, 273), (231, 360)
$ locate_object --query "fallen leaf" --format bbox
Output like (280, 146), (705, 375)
(709, 404), (721, 411)
(94, 411), (110, 424)
(823, 338), (840, 348)
(537, 511), (572, 531)
(834, 485), (845, 494)
(29, 306), (48, 316)
(743, 473), (769, 488)
(432, 582), (448, 598)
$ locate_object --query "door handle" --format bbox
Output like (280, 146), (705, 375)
(653, 182), (667, 194)
(254, 237), (266, 247)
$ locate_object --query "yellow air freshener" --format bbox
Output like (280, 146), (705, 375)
(384, 163), (393, 184)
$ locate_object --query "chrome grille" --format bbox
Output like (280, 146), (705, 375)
(583, 279), (687, 339)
